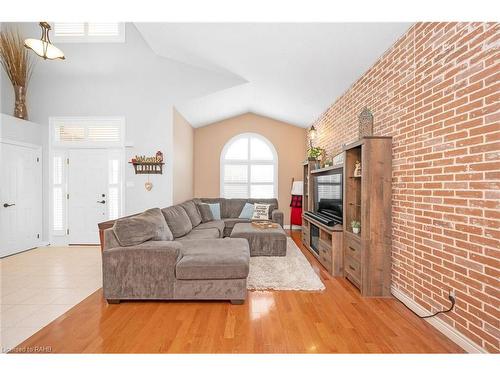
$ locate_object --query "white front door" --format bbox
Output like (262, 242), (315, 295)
(68, 149), (109, 244)
(0, 142), (42, 257)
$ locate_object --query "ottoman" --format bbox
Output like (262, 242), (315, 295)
(230, 223), (287, 256)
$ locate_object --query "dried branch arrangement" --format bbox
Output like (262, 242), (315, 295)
(0, 29), (33, 87)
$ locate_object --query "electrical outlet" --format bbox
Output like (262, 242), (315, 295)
(448, 290), (456, 308)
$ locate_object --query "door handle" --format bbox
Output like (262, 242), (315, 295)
(3, 203), (15, 208)
(97, 200), (106, 204)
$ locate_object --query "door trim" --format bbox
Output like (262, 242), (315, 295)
(48, 116), (126, 245)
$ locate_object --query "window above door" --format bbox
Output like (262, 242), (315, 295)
(52, 22), (125, 43)
(50, 117), (125, 148)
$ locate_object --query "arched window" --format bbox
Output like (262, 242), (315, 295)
(220, 133), (278, 199)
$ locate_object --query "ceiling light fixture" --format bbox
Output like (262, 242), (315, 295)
(24, 22), (65, 60)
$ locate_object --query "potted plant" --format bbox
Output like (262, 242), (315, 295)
(351, 220), (361, 234)
(322, 155), (332, 168)
(307, 146), (324, 161)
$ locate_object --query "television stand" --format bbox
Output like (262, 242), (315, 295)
(301, 214), (343, 276)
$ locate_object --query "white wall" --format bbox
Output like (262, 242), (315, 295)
(0, 22), (243, 241)
(0, 70), (12, 115)
(0, 114), (43, 146)
(172, 108), (194, 204)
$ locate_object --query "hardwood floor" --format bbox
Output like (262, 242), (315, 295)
(13, 231), (463, 353)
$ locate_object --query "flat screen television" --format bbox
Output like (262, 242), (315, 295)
(313, 168), (343, 224)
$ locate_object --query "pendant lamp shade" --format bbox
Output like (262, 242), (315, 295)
(24, 22), (65, 60)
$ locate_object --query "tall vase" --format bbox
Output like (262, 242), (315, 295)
(13, 85), (28, 120)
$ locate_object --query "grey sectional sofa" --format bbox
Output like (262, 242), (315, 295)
(101, 198), (283, 304)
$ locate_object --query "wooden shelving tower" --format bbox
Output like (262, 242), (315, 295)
(343, 136), (392, 297)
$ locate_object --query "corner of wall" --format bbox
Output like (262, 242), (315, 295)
(172, 107), (195, 204)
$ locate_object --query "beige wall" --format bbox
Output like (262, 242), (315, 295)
(194, 113), (307, 226)
(172, 108), (194, 204)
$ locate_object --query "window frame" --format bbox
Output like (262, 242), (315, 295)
(51, 22), (126, 43)
(50, 116), (126, 148)
(220, 133), (278, 199)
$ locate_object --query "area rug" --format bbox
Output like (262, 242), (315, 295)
(247, 237), (325, 291)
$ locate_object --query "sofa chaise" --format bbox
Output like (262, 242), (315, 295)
(100, 198), (283, 304)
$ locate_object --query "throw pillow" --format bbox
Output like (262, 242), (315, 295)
(238, 202), (255, 219)
(161, 205), (193, 238)
(197, 203), (214, 223)
(252, 203), (271, 221)
(113, 208), (173, 247)
(208, 203), (221, 220)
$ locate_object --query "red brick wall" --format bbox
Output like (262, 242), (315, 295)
(307, 22), (499, 352)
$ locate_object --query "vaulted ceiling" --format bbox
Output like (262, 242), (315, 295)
(135, 23), (411, 128)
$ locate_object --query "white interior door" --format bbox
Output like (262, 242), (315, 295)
(0, 142), (42, 257)
(68, 149), (108, 244)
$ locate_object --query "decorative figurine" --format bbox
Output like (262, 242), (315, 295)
(358, 107), (374, 139)
(354, 160), (361, 177)
(156, 151), (164, 163)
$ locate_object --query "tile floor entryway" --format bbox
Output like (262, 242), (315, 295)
(0, 246), (102, 352)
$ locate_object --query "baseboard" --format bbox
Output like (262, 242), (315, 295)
(0, 241), (49, 259)
(391, 286), (487, 353)
(283, 224), (302, 230)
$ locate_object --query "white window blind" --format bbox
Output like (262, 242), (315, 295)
(56, 125), (85, 142)
(53, 187), (64, 230)
(88, 124), (122, 142)
(54, 23), (85, 37)
(53, 22), (125, 43)
(88, 23), (121, 37)
(107, 154), (122, 220)
(221, 133), (278, 199)
(52, 117), (125, 147)
(52, 150), (67, 235)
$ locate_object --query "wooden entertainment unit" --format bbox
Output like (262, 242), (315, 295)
(302, 136), (392, 296)
(301, 160), (343, 276)
(301, 215), (343, 276)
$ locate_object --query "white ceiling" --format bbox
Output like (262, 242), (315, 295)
(136, 23), (412, 128)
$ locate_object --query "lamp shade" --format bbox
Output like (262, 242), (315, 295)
(291, 180), (303, 195)
(24, 22), (65, 60)
(24, 38), (65, 60)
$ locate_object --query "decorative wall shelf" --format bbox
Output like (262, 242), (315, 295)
(129, 161), (164, 174)
(129, 151), (164, 175)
